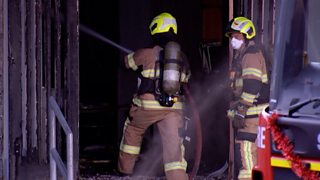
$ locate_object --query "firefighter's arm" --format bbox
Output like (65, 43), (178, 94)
(228, 79), (262, 128)
(240, 53), (265, 106)
(227, 101), (248, 129)
(124, 46), (162, 71)
(124, 49), (144, 71)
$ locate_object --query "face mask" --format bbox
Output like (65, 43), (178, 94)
(231, 37), (244, 50)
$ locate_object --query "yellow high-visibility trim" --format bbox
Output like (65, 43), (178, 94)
(127, 53), (138, 70)
(132, 97), (183, 110)
(243, 67), (269, 83)
(124, 117), (130, 128)
(262, 74), (268, 83)
(271, 157), (320, 171)
(238, 169), (252, 178)
(243, 68), (262, 78)
(245, 141), (254, 170)
(246, 103), (268, 116)
(238, 141), (254, 179)
(141, 69), (160, 78)
(164, 138), (188, 172)
(120, 143), (140, 155)
(271, 157), (291, 168)
(164, 159), (187, 172)
(241, 92), (256, 104)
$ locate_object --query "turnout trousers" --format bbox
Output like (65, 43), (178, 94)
(118, 105), (188, 180)
(235, 117), (258, 180)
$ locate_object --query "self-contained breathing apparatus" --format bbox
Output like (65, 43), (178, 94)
(157, 41), (184, 107)
(137, 41), (184, 107)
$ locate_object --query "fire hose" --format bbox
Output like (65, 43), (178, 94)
(80, 24), (203, 179)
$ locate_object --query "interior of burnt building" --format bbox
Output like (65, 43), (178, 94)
(0, 0), (276, 179)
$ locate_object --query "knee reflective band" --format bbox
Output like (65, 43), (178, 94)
(120, 118), (141, 155)
(164, 160), (187, 172)
(164, 142), (187, 172)
(120, 144), (140, 155)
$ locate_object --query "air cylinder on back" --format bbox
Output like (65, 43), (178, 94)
(162, 41), (182, 95)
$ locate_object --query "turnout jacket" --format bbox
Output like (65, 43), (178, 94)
(230, 41), (270, 118)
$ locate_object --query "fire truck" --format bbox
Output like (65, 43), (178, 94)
(252, 0), (320, 179)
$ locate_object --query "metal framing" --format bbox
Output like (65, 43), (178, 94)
(49, 96), (74, 180)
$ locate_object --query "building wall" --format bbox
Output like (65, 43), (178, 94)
(0, 0), (79, 178)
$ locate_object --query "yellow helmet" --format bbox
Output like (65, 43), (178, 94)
(149, 12), (177, 35)
(225, 16), (256, 39)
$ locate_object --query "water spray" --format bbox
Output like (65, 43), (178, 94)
(79, 24), (133, 54)
(79, 24), (202, 179)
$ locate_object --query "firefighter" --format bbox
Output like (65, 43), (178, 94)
(225, 16), (270, 180)
(117, 12), (191, 180)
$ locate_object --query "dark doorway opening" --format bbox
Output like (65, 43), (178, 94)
(79, 0), (119, 176)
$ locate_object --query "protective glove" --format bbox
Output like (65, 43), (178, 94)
(227, 103), (248, 129)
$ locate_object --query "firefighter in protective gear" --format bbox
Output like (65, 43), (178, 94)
(225, 16), (270, 180)
(117, 12), (191, 180)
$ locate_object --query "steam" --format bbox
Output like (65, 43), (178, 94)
(130, 60), (230, 177)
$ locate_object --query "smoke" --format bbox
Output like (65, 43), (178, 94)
(132, 128), (165, 178)
(129, 59), (231, 177)
(187, 58), (231, 174)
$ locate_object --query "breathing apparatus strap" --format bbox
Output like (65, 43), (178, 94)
(136, 50), (164, 95)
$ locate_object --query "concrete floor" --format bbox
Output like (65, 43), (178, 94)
(17, 163), (51, 180)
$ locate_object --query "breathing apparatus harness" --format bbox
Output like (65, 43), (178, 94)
(138, 41), (185, 107)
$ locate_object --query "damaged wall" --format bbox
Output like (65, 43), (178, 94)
(0, 0), (79, 179)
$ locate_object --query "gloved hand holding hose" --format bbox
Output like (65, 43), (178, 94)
(227, 102), (248, 129)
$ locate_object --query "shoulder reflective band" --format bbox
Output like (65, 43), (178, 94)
(127, 53), (138, 70)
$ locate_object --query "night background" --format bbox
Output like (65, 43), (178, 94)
(79, 0), (230, 177)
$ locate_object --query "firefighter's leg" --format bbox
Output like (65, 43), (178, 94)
(118, 106), (153, 174)
(237, 140), (257, 180)
(235, 131), (257, 180)
(228, 117), (235, 180)
(157, 111), (188, 180)
(235, 117), (258, 179)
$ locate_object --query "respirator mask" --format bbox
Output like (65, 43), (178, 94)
(231, 37), (243, 50)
